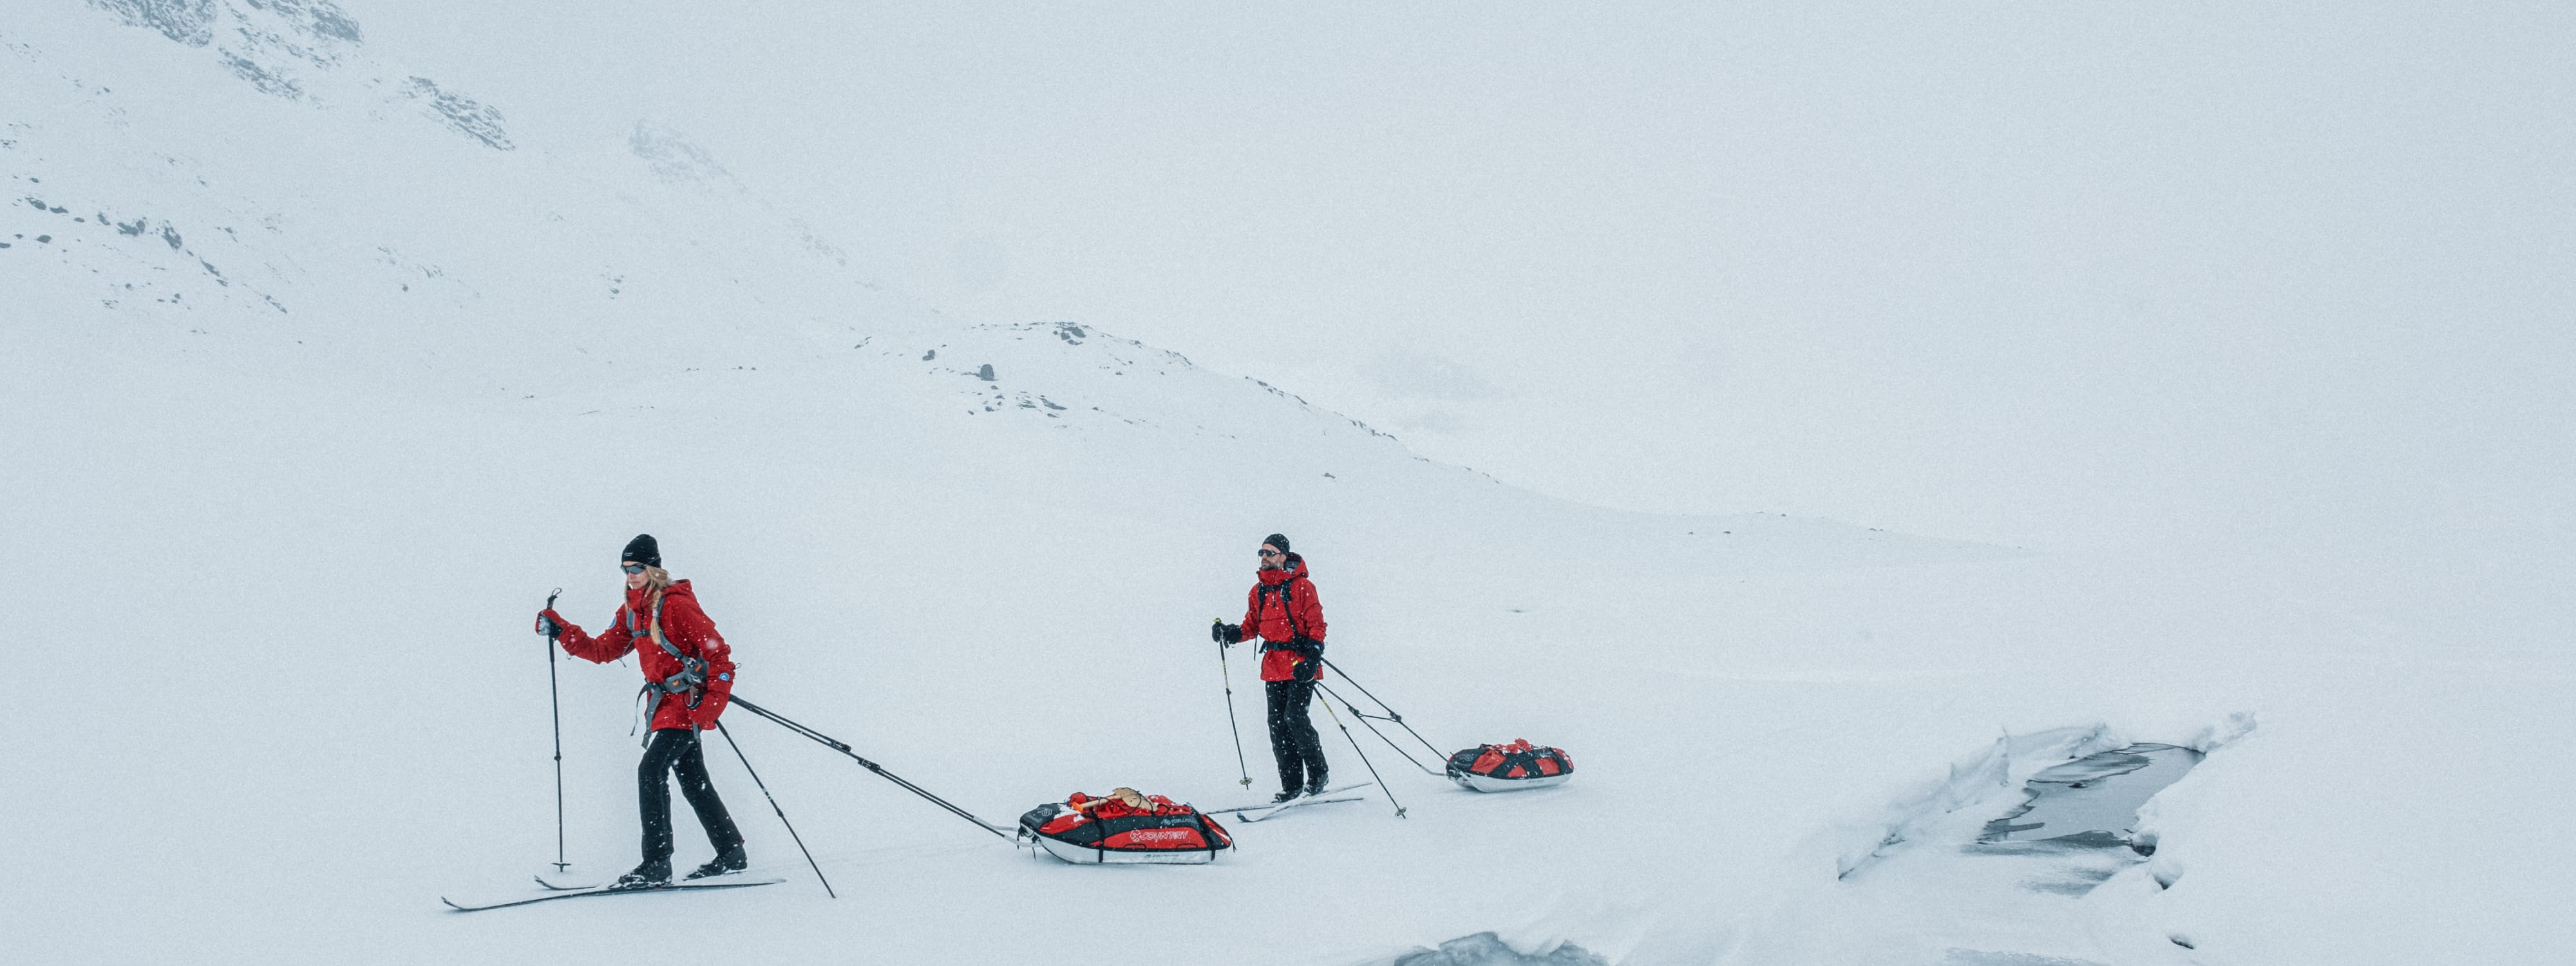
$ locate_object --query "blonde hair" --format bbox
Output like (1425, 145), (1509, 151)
(639, 566), (673, 594)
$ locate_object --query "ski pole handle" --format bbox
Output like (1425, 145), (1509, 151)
(543, 588), (562, 640)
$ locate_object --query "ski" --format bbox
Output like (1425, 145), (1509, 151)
(1202, 781), (1374, 815)
(442, 878), (783, 912)
(542, 867), (778, 891)
(1236, 793), (1365, 822)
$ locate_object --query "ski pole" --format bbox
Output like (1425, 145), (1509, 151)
(542, 587), (569, 873)
(1213, 620), (1252, 788)
(1318, 683), (1445, 776)
(726, 696), (1012, 840)
(1321, 658), (1450, 770)
(714, 721), (837, 898)
(1316, 689), (1406, 819)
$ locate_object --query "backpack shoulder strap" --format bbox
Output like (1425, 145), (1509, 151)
(649, 592), (679, 657)
(1273, 576), (1307, 639)
(648, 593), (705, 672)
(645, 590), (708, 705)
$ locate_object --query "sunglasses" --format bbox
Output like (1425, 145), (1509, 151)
(621, 563), (648, 574)
(1257, 549), (1282, 558)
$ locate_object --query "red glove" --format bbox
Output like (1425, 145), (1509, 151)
(689, 697), (726, 731)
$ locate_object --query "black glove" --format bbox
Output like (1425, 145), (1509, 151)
(535, 610), (563, 638)
(1291, 638), (1323, 681)
(1212, 622), (1244, 644)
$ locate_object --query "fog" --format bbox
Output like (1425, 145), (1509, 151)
(366, 1), (2573, 561)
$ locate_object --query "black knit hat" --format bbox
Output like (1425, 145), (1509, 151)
(621, 533), (661, 568)
(1261, 533), (1290, 554)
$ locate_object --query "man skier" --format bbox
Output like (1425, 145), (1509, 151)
(1212, 533), (1330, 802)
(536, 534), (749, 888)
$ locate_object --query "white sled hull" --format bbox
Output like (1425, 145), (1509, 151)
(1450, 772), (1573, 793)
(1031, 835), (1223, 865)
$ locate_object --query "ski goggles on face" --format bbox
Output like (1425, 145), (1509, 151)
(1257, 549), (1282, 559)
(621, 563), (648, 574)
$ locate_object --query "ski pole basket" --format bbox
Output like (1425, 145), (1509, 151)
(1016, 790), (1235, 865)
(1444, 739), (1574, 792)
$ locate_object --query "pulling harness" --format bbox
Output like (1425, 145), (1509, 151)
(629, 591), (712, 729)
(1253, 575), (1324, 667)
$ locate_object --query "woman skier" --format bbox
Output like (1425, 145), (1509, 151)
(536, 534), (748, 888)
(1212, 533), (1330, 802)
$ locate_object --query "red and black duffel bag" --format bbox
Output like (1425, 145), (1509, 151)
(1016, 790), (1234, 864)
(1445, 739), (1574, 792)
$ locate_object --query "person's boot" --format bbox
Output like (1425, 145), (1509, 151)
(1304, 773), (1331, 797)
(685, 843), (748, 880)
(1274, 757), (1305, 804)
(614, 857), (672, 890)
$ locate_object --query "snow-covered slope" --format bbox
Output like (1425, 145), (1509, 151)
(7, 6), (2570, 966)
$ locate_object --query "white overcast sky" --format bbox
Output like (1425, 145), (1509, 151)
(368, 2), (2572, 554)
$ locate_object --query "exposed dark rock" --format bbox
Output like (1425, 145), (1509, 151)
(222, 51), (302, 98)
(404, 77), (513, 151)
(245, 0), (362, 43)
(90, 0), (218, 46)
(1388, 933), (1605, 966)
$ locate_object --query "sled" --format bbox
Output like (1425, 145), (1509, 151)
(1445, 739), (1574, 793)
(1016, 790), (1234, 865)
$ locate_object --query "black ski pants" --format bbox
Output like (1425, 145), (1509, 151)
(1265, 679), (1328, 793)
(638, 727), (743, 863)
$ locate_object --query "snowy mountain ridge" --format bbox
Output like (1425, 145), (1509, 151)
(14, 6), (1429, 465)
(86, 0), (506, 147)
(12, 3), (1998, 565)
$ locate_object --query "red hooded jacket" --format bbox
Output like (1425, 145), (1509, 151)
(553, 580), (735, 731)
(1241, 554), (1327, 683)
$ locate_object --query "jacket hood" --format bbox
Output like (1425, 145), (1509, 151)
(626, 578), (696, 607)
(1256, 554), (1309, 584)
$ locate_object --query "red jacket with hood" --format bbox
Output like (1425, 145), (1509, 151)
(553, 580), (736, 731)
(1241, 554), (1327, 683)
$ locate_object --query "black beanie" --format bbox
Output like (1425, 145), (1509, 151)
(1262, 533), (1291, 554)
(621, 533), (661, 568)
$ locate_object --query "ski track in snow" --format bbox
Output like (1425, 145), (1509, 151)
(6, 6), (2574, 966)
